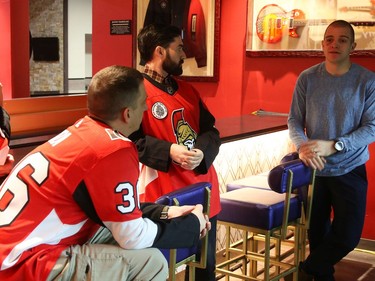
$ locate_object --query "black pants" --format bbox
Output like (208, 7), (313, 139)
(185, 216), (217, 281)
(301, 165), (368, 281)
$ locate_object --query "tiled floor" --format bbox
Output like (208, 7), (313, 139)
(173, 239), (375, 281)
(215, 248), (375, 281)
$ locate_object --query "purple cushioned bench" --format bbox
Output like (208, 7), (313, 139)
(218, 188), (301, 230)
(226, 172), (270, 192)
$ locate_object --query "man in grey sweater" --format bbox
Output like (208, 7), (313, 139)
(287, 20), (375, 281)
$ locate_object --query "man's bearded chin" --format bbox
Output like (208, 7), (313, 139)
(163, 59), (184, 76)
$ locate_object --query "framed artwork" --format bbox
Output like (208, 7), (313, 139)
(246, 0), (375, 57)
(133, 0), (221, 81)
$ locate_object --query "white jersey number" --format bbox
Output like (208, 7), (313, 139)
(115, 182), (136, 214)
(0, 152), (49, 226)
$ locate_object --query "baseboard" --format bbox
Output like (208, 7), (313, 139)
(357, 238), (375, 252)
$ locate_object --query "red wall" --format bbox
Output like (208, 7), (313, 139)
(243, 57), (375, 115)
(364, 145), (375, 238)
(0, 1), (12, 100)
(0, 0), (29, 99)
(92, 0), (134, 74)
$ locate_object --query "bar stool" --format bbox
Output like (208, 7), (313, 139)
(216, 159), (315, 281)
(156, 182), (211, 281)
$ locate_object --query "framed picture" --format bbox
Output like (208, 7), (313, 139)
(246, 0), (375, 57)
(133, 0), (221, 81)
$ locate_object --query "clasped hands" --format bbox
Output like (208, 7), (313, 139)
(167, 204), (211, 238)
(170, 143), (203, 170)
(298, 140), (337, 171)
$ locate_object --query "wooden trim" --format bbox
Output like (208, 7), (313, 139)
(3, 94), (88, 138)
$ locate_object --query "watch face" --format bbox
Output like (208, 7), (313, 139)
(335, 141), (344, 151)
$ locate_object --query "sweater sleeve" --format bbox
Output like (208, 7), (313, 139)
(288, 73), (309, 149)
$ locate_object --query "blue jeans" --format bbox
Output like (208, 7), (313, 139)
(302, 165), (368, 280)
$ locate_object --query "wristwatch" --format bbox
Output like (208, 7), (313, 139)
(334, 140), (344, 152)
(160, 206), (169, 220)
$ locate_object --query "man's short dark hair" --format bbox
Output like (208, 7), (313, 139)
(138, 24), (182, 64)
(87, 65), (144, 121)
(325, 20), (355, 42)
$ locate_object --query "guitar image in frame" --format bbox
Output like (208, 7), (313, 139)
(339, 0), (375, 17)
(256, 4), (375, 44)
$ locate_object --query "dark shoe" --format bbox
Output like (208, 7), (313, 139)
(284, 267), (314, 281)
(298, 267), (314, 281)
(283, 272), (294, 281)
(314, 276), (335, 281)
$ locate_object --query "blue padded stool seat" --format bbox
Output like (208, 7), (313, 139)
(226, 173), (270, 192)
(218, 188), (301, 230)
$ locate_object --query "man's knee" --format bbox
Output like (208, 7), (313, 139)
(150, 248), (168, 267)
(148, 248), (169, 279)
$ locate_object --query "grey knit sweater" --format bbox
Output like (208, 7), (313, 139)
(288, 62), (375, 176)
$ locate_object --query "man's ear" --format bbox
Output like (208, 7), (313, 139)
(123, 108), (131, 124)
(351, 42), (357, 51)
(155, 46), (165, 58)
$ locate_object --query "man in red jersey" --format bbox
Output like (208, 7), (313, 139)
(131, 24), (221, 281)
(0, 66), (210, 281)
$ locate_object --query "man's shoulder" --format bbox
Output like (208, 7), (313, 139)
(351, 63), (375, 79)
(67, 117), (134, 155)
(302, 63), (323, 75)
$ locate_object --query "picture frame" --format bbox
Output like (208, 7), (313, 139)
(246, 0), (375, 57)
(133, 0), (221, 82)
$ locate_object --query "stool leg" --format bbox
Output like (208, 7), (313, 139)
(300, 226), (307, 261)
(225, 225), (230, 281)
(295, 224), (301, 279)
(275, 235), (281, 276)
(264, 232), (271, 280)
(250, 234), (258, 278)
(242, 230), (248, 276)
(168, 250), (177, 281)
(249, 232), (257, 278)
(188, 265), (195, 281)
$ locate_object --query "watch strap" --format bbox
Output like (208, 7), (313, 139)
(160, 206), (169, 220)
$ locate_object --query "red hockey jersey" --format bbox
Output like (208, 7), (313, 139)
(139, 78), (221, 217)
(0, 116), (158, 280)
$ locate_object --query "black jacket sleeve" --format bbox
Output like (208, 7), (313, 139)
(140, 202), (201, 249)
(0, 107), (11, 140)
(193, 100), (221, 174)
(129, 127), (172, 172)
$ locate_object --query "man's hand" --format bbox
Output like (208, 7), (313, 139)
(191, 204), (211, 238)
(298, 140), (336, 170)
(170, 144), (204, 170)
(167, 205), (196, 219)
(167, 204), (210, 237)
